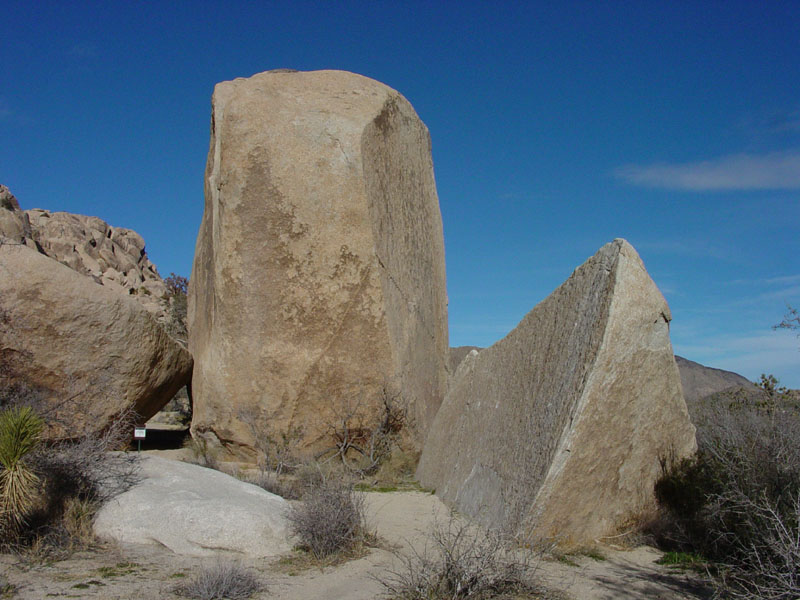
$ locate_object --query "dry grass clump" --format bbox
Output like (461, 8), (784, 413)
(173, 561), (265, 600)
(654, 388), (800, 599)
(0, 573), (15, 598)
(241, 470), (303, 500)
(380, 516), (552, 600)
(287, 479), (372, 560)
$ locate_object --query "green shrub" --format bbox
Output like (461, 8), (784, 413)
(0, 406), (43, 536)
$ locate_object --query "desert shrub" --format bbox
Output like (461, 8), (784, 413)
(655, 390), (800, 599)
(0, 406), (43, 537)
(316, 387), (408, 478)
(163, 273), (188, 345)
(0, 573), (15, 598)
(380, 516), (549, 600)
(173, 561), (265, 600)
(0, 406), (139, 554)
(237, 406), (304, 478)
(287, 479), (370, 559)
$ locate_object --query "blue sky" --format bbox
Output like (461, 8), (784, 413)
(2, 1), (799, 386)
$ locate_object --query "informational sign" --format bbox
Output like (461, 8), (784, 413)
(134, 427), (147, 439)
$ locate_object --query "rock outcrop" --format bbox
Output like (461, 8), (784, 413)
(417, 239), (696, 548)
(94, 456), (291, 557)
(25, 209), (169, 320)
(675, 355), (755, 406)
(0, 185), (35, 247)
(189, 70), (449, 457)
(0, 186), (171, 322)
(0, 242), (192, 437)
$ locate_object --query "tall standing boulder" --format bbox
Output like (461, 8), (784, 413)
(189, 70), (449, 457)
(0, 242), (192, 437)
(417, 239), (696, 548)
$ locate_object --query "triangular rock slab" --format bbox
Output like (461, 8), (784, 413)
(417, 239), (696, 547)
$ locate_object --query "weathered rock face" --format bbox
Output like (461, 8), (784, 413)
(94, 456), (291, 557)
(675, 355), (755, 406)
(0, 186), (171, 322)
(0, 242), (192, 437)
(189, 70), (449, 456)
(417, 239), (696, 548)
(24, 209), (169, 320)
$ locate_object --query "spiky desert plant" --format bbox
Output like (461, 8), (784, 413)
(0, 406), (43, 534)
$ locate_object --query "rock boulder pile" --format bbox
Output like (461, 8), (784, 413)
(0, 185), (170, 322)
(24, 208), (169, 320)
(417, 239), (696, 548)
(189, 70), (449, 456)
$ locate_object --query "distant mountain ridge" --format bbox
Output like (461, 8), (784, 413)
(674, 355), (755, 405)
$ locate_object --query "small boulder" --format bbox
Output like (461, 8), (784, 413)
(94, 456), (291, 557)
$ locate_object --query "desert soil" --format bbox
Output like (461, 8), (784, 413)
(0, 456), (711, 600)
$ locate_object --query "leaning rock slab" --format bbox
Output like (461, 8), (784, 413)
(189, 70), (449, 456)
(94, 456), (291, 557)
(0, 243), (192, 437)
(417, 239), (696, 548)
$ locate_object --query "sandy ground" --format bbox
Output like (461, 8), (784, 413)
(0, 462), (712, 600)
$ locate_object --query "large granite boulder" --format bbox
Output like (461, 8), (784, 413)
(417, 239), (696, 548)
(94, 456), (291, 557)
(189, 70), (449, 457)
(0, 242), (192, 437)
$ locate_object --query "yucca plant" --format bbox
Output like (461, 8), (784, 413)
(0, 406), (44, 535)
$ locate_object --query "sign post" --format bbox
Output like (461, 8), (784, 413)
(134, 427), (146, 453)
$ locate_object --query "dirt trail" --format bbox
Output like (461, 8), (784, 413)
(1, 484), (711, 599)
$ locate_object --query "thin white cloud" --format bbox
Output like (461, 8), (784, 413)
(674, 330), (800, 388)
(765, 274), (800, 286)
(616, 151), (800, 191)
